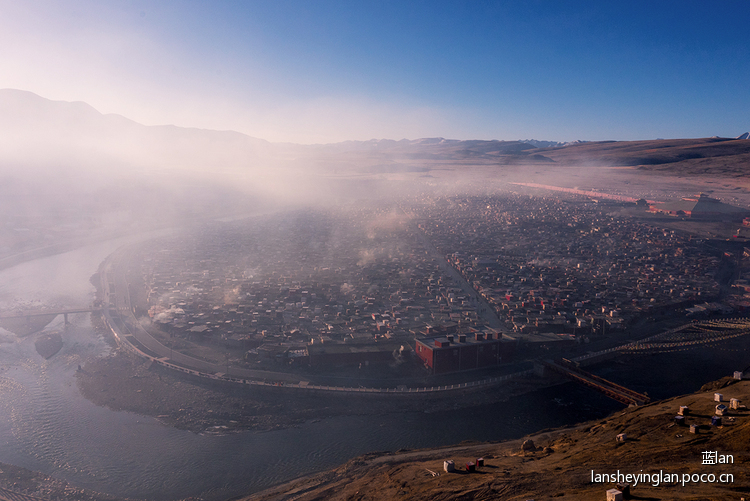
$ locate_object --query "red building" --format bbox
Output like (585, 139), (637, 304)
(415, 332), (515, 374)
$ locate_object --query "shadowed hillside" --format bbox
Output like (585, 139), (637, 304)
(529, 137), (750, 177)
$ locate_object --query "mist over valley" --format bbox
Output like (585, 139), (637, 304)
(1, 86), (750, 500)
(2, 4), (750, 498)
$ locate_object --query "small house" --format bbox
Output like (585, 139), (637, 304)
(606, 489), (623, 501)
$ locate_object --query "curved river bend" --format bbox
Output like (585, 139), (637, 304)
(0, 238), (745, 500)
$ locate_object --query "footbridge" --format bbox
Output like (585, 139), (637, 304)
(541, 359), (650, 406)
(618, 317), (750, 354)
(546, 317), (750, 405)
(0, 307), (101, 325)
(571, 318), (750, 366)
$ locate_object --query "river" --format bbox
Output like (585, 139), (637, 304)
(0, 238), (747, 500)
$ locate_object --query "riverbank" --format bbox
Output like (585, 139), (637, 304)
(81, 271), (554, 434)
(75, 345), (548, 434)
(242, 376), (750, 501)
(0, 230), (138, 273)
(17, 366), (750, 501)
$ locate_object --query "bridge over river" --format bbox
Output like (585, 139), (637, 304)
(0, 307), (100, 323)
(0, 307), (101, 320)
(541, 359), (651, 406)
(543, 317), (750, 405)
(0, 307), (101, 335)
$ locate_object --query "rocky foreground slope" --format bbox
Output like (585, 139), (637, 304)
(244, 377), (750, 501)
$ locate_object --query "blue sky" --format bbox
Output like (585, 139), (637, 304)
(0, 1), (748, 143)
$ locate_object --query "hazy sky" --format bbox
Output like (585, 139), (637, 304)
(1, 1), (748, 144)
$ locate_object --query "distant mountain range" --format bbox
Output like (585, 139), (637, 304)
(0, 88), (274, 178)
(1, 88), (749, 182)
(518, 139), (589, 148)
(525, 137), (750, 177)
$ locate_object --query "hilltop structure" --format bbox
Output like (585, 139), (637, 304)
(648, 193), (750, 220)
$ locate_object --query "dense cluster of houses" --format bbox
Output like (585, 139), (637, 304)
(139, 209), (490, 372)
(137, 192), (727, 376)
(413, 193), (722, 340)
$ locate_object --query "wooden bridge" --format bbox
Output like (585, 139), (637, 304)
(541, 359), (650, 406)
